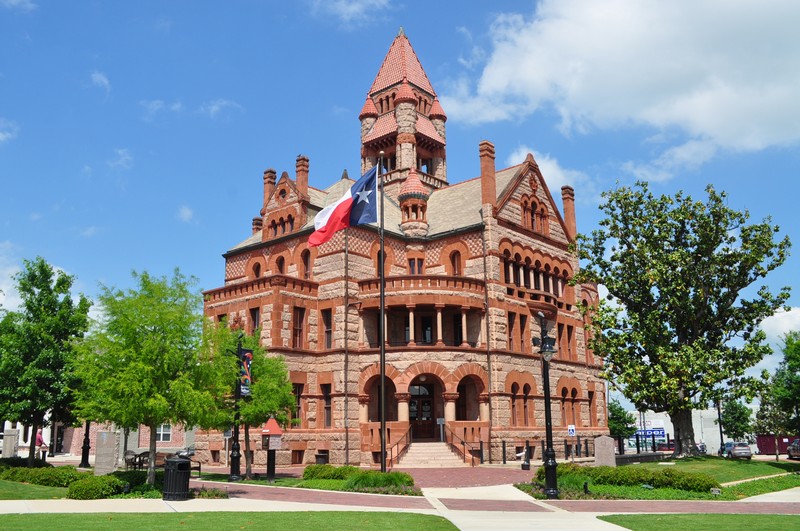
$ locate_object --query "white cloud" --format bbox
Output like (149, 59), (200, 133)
(1, 0), (37, 12)
(90, 70), (111, 96)
(140, 99), (183, 121)
(505, 145), (600, 202)
(0, 118), (19, 144)
(0, 241), (21, 311)
(80, 226), (99, 237)
(107, 148), (133, 169)
(198, 99), (243, 118)
(444, 0), (800, 180)
(311, 0), (390, 25)
(177, 206), (193, 223)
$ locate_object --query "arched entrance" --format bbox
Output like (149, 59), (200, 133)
(409, 375), (441, 440)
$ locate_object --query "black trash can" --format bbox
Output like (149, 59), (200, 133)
(162, 457), (191, 501)
(315, 451), (329, 465)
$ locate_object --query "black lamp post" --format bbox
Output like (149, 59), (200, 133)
(535, 311), (559, 499)
(78, 420), (91, 468)
(229, 336), (253, 482)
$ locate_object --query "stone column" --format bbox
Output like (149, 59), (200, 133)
(395, 393), (411, 422)
(408, 305), (416, 346)
(435, 304), (444, 346)
(358, 394), (370, 423)
(479, 393), (491, 422)
(443, 392), (459, 422)
(460, 307), (469, 347)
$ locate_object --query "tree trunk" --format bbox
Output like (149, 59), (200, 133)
(147, 424), (157, 486)
(244, 424), (252, 479)
(27, 423), (39, 467)
(669, 408), (698, 456)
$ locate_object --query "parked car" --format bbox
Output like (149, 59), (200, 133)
(787, 439), (800, 459)
(696, 442), (707, 454)
(722, 441), (752, 459)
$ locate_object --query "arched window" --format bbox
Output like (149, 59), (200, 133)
(279, 218), (286, 234)
(523, 384), (531, 427)
(513, 254), (522, 286)
(288, 215), (294, 232)
(270, 220), (278, 237)
(450, 251), (462, 276)
(276, 256), (285, 274)
(252, 263), (261, 279)
(301, 250), (311, 280)
(510, 383), (519, 427)
(503, 251), (512, 284)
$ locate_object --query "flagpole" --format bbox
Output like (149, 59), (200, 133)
(378, 151), (386, 473)
(344, 228), (350, 465)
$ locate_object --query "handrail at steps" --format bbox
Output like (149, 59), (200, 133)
(443, 424), (479, 466)
(386, 425), (412, 468)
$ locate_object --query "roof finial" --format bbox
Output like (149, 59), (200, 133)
(398, 26), (405, 37)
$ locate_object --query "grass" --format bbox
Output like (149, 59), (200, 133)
(599, 514), (800, 531)
(0, 479), (67, 500)
(634, 455), (800, 483)
(0, 512), (457, 530)
(518, 456), (800, 500)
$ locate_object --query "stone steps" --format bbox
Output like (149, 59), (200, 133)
(397, 441), (470, 467)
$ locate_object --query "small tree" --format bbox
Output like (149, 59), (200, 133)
(753, 376), (791, 461)
(607, 399), (637, 439)
(74, 269), (230, 485)
(202, 323), (293, 479)
(716, 400), (752, 442)
(0, 257), (91, 465)
(773, 331), (800, 433)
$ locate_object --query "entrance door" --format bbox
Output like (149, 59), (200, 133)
(410, 383), (435, 439)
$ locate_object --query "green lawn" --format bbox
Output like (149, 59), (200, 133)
(599, 514), (800, 531)
(0, 512), (457, 530)
(0, 479), (67, 500)
(634, 456), (800, 483)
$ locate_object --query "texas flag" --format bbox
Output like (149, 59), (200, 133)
(308, 166), (378, 247)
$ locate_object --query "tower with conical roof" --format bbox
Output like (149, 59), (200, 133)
(360, 28), (447, 201)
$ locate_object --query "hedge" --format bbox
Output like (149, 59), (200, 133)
(67, 475), (128, 500)
(535, 463), (720, 493)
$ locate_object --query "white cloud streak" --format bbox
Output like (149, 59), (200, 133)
(0, 118), (19, 144)
(90, 70), (111, 96)
(442, 0), (800, 181)
(311, 0), (390, 25)
(107, 148), (133, 170)
(177, 206), (193, 223)
(1, 0), (37, 12)
(198, 99), (242, 118)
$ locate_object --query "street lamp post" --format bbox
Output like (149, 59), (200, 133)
(78, 420), (91, 468)
(229, 336), (253, 482)
(535, 311), (559, 499)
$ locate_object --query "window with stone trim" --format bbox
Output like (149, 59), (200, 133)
(156, 424), (171, 442)
(292, 307), (305, 348)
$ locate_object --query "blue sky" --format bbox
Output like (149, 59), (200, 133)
(2, 1), (799, 381)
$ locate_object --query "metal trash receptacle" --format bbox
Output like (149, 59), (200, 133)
(162, 457), (191, 501)
(315, 452), (329, 465)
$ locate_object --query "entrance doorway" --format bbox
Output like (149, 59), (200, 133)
(409, 383), (436, 440)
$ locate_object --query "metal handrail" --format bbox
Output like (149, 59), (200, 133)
(386, 425), (412, 468)
(443, 424), (480, 466)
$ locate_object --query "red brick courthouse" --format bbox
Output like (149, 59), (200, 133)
(196, 30), (607, 467)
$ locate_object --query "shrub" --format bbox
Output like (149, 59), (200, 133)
(303, 464), (335, 480)
(0, 465), (89, 487)
(344, 470), (415, 491)
(0, 456), (51, 469)
(547, 463), (721, 493)
(67, 475), (127, 500)
(112, 483), (161, 499)
(111, 469), (148, 489)
(193, 487), (229, 499)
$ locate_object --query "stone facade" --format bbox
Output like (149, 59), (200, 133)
(199, 30), (607, 467)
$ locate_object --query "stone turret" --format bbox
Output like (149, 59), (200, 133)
(394, 78), (418, 173)
(398, 167), (429, 238)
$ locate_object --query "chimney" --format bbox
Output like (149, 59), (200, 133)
(561, 185), (576, 241)
(252, 217), (263, 235)
(479, 140), (496, 208)
(296, 155), (309, 198)
(261, 168), (276, 216)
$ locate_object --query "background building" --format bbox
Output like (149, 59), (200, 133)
(198, 30), (607, 466)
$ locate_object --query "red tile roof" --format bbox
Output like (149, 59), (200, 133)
(359, 96), (378, 119)
(369, 30), (436, 97)
(399, 167), (429, 199)
(395, 77), (416, 104)
(430, 97), (446, 121)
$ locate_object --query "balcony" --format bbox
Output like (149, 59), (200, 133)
(204, 274), (318, 304)
(358, 275), (485, 306)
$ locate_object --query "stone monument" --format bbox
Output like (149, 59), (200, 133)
(594, 435), (617, 467)
(93, 430), (119, 475)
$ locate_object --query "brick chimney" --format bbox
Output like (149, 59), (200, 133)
(561, 185), (576, 241)
(261, 168), (276, 216)
(296, 155), (309, 198)
(479, 141), (496, 208)
(252, 217), (263, 235)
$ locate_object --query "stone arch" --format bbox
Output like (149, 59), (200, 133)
(358, 362), (403, 394)
(555, 375), (582, 398)
(398, 361), (452, 393)
(439, 240), (469, 276)
(451, 362), (488, 394)
(504, 370), (536, 394)
(245, 255), (267, 280)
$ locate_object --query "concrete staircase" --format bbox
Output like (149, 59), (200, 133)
(396, 441), (470, 468)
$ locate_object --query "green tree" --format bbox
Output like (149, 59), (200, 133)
(753, 376), (791, 461)
(576, 182), (791, 455)
(74, 269), (230, 485)
(0, 257), (91, 465)
(717, 400), (752, 442)
(202, 324), (294, 479)
(773, 331), (800, 433)
(607, 399), (637, 439)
